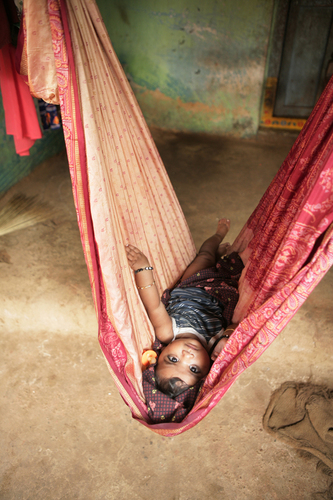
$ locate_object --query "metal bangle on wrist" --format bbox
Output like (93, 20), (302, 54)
(222, 328), (236, 339)
(134, 266), (153, 274)
(137, 281), (155, 290)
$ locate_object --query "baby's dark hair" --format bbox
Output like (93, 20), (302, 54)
(155, 373), (190, 398)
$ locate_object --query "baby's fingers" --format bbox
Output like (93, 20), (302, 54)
(126, 244), (136, 255)
(125, 244), (144, 267)
(125, 245), (136, 260)
(126, 244), (141, 254)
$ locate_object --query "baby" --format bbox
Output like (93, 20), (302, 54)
(126, 218), (243, 398)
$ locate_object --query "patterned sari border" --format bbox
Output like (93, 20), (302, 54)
(59, 0), (101, 320)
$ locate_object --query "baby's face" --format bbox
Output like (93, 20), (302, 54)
(156, 338), (211, 386)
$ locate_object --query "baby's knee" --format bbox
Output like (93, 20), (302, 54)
(197, 250), (215, 263)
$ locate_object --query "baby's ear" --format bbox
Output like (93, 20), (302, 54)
(159, 341), (172, 352)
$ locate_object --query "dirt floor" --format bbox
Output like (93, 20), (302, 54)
(1, 128), (332, 499)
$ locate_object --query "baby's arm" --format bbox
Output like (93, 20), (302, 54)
(210, 323), (238, 361)
(126, 245), (173, 343)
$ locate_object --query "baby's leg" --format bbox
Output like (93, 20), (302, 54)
(181, 218), (230, 282)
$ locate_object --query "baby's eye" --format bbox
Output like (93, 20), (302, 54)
(168, 356), (178, 363)
(190, 365), (200, 373)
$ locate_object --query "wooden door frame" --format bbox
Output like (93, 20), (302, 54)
(260, 0), (307, 131)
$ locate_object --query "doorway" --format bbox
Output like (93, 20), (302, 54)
(261, 0), (333, 130)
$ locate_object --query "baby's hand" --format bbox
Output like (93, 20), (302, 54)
(126, 244), (150, 271)
(210, 337), (228, 362)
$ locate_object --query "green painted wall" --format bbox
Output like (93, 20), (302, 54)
(97, 0), (274, 136)
(0, 94), (65, 194)
(0, 0), (273, 194)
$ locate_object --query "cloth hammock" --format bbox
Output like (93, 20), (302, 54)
(18, 0), (333, 436)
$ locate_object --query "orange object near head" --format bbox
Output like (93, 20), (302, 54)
(141, 350), (157, 368)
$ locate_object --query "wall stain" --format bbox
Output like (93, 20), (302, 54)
(133, 86), (255, 137)
(117, 5), (130, 26)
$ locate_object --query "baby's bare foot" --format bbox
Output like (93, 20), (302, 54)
(216, 218), (230, 239)
(225, 241), (239, 255)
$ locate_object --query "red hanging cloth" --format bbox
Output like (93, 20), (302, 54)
(0, 43), (42, 156)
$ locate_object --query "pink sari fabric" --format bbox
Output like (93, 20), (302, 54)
(233, 78), (333, 322)
(190, 79), (333, 427)
(20, 0), (333, 435)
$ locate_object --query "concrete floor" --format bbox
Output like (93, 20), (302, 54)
(1, 128), (333, 499)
